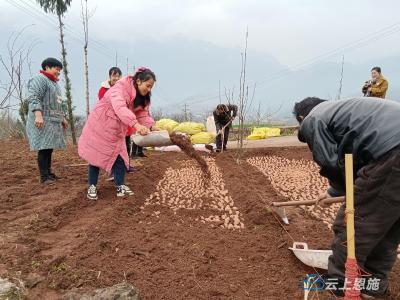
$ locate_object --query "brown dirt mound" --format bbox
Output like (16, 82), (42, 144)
(0, 141), (399, 300)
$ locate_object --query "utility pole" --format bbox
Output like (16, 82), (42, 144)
(126, 57), (129, 75)
(337, 55), (345, 100)
(115, 51), (118, 67)
(183, 103), (190, 122)
(256, 101), (261, 126)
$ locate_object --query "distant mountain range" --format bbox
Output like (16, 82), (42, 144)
(1, 34), (399, 122)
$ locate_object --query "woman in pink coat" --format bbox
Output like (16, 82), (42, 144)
(78, 67), (156, 200)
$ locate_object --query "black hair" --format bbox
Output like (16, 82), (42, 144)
(371, 66), (381, 74)
(133, 69), (156, 108)
(41, 57), (63, 70)
(293, 97), (327, 123)
(216, 104), (228, 112)
(109, 66), (122, 76)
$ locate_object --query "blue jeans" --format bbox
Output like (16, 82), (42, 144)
(88, 155), (126, 186)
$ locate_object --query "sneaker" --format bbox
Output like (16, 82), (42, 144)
(215, 149), (221, 153)
(48, 173), (62, 180)
(137, 152), (147, 158)
(116, 185), (134, 197)
(40, 176), (56, 185)
(87, 185), (98, 200)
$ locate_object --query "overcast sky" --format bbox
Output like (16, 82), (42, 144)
(1, 0), (400, 117)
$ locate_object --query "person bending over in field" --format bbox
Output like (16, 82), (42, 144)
(79, 67), (158, 200)
(293, 96), (400, 298)
(213, 104), (237, 152)
(25, 57), (68, 184)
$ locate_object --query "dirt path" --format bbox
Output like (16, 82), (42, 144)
(226, 135), (305, 149)
(0, 140), (398, 299)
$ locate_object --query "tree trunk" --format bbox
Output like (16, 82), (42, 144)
(82, 0), (90, 118)
(19, 100), (28, 125)
(17, 81), (26, 125)
(58, 14), (77, 145)
(84, 44), (89, 117)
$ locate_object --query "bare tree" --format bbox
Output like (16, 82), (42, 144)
(0, 26), (37, 125)
(81, 0), (90, 117)
(36, 0), (77, 145)
(255, 101), (262, 126)
(219, 28), (257, 162)
(251, 100), (284, 126)
(234, 28), (256, 163)
(0, 110), (25, 139)
(169, 112), (189, 123)
(152, 107), (164, 121)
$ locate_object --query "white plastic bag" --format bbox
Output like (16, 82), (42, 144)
(132, 130), (172, 147)
(206, 116), (217, 135)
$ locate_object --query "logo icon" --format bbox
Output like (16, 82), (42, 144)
(301, 274), (325, 291)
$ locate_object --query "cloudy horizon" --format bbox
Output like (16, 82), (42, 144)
(1, 0), (400, 119)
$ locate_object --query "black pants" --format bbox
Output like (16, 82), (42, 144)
(131, 141), (144, 156)
(216, 126), (230, 150)
(328, 148), (400, 296)
(37, 149), (53, 180)
(125, 136), (131, 156)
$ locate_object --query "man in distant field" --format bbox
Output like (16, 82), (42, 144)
(213, 104), (237, 152)
(362, 67), (389, 98)
(293, 97), (400, 298)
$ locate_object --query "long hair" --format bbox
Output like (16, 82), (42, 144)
(132, 68), (156, 108)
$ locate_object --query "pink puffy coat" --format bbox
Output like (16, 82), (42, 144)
(78, 76), (155, 172)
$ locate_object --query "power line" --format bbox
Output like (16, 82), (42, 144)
(171, 21), (400, 108)
(25, 0), (115, 54)
(7, 0), (400, 110)
(253, 23), (400, 89)
(6, 0), (115, 60)
(22, 0), (115, 56)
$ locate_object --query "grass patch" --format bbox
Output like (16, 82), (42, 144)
(31, 260), (41, 268)
(52, 262), (69, 273)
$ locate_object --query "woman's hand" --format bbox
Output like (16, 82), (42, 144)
(34, 111), (44, 129)
(62, 118), (69, 130)
(135, 123), (150, 135)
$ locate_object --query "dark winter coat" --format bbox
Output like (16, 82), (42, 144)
(213, 104), (238, 129)
(298, 97), (400, 196)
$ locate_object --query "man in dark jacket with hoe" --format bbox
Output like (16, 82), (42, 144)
(293, 97), (400, 298)
(213, 104), (237, 152)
